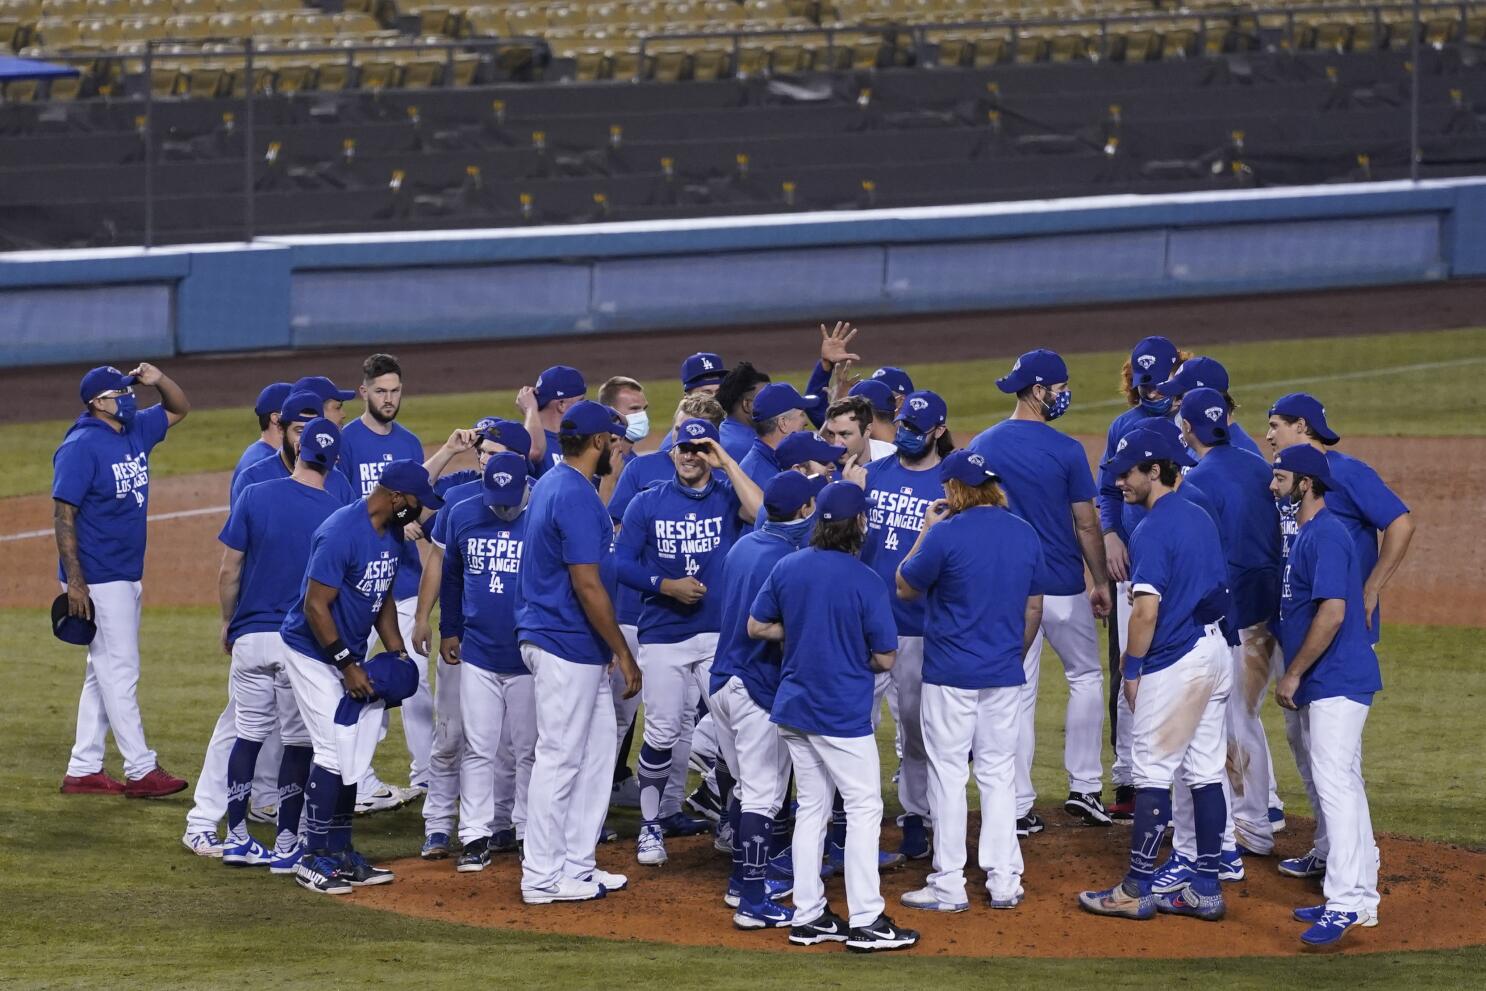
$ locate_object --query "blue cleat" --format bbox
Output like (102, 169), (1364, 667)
(734, 898), (794, 930)
(766, 877), (793, 901)
(1219, 848), (1246, 882)
(658, 812), (710, 838)
(822, 845), (904, 877)
(1279, 850), (1327, 878)
(269, 841), (303, 875)
(1268, 806), (1287, 833)
(724, 880), (741, 909)
(767, 849), (793, 881)
(898, 814), (931, 860)
(1078, 881), (1156, 920)
(420, 832), (452, 860)
(1294, 904), (1378, 928)
(222, 836), (273, 867)
(1149, 855), (1197, 894)
(490, 828), (518, 853)
(1300, 910), (1360, 946)
(1156, 883), (1226, 921)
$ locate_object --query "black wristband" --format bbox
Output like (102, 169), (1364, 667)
(324, 638), (354, 670)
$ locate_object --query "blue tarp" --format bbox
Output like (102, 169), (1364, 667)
(0, 55), (79, 80)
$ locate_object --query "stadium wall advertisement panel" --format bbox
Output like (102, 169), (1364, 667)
(1, 178), (1483, 365)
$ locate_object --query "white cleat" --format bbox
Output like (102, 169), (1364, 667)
(636, 823), (668, 866)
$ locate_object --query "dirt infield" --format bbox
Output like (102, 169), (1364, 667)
(352, 815), (1486, 958)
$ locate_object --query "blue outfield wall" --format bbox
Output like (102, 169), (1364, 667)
(3, 178), (1486, 366)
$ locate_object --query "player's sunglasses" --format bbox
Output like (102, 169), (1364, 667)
(91, 387), (135, 401)
(677, 443), (709, 455)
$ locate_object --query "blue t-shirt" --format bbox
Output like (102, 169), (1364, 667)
(617, 476), (747, 644)
(898, 506), (1044, 690)
(440, 495), (528, 675)
(1186, 444), (1282, 630)
(1098, 406), (1170, 542)
(230, 449), (356, 507)
(720, 417), (755, 463)
(1278, 508), (1382, 706)
(608, 449), (714, 627)
(751, 547), (898, 738)
(969, 418), (1099, 596)
(534, 428), (563, 477)
(1126, 492), (1230, 678)
(336, 419), (426, 601)
(516, 463), (619, 665)
(860, 455), (944, 638)
(424, 468), (482, 549)
(280, 500), (400, 663)
(51, 406), (171, 585)
(1324, 450), (1409, 642)
(710, 519), (811, 711)
(737, 438), (782, 492)
(232, 438), (277, 489)
(219, 476), (345, 642)
(1229, 420), (1262, 457)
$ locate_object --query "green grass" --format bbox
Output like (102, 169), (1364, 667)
(4, 326), (1484, 500)
(3, 607), (1481, 988)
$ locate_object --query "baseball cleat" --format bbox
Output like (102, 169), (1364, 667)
(338, 849), (394, 886)
(490, 828), (518, 853)
(123, 766), (188, 799)
(821, 846), (904, 877)
(766, 877), (793, 901)
(1294, 904), (1378, 928)
(1078, 881), (1157, 920)
(522, 878), (605, 905)
(988, 887), (1025, 910)
(61, 771), (126, 795)
(182, 830), (225, 858)
(1300, 910), (1360, 946)
(734, 898), (794, 930)
(585, 868), (629, 892)
(724, 881), (742, 908)
(1219, 848), (1246, 882)
(295, 854), (353, 895)
(658, 811), (710, 838)
(269, 842), (304, 875)
(636, 822), (668, 866)
(1278, 851), (1327, 878)
(898, 814), (931, 860)
(686, 782), (725, 823)
(714, 817), (735, 854)
(1107, 785), (1136, 821)
(788, 909), (851, 946)
(355, 783), (411, 815)
(599, 821), (619, 843)
(610, 775), (641, 809)
(900, 886), (969, 913)
(1268, 806), (1287, 833)
(845, 914), (920, 953)
(222, 836), (274, 867)
(1064, 791), (1113, 826)
(248, 804), (277, 825)
(1156, 883), (1226, 921)
(688, 751), (715, 777)
(767, 849), (794, 881)
(1149, 855), (1197, 894)
(456, 837), (492, 873)
(421, 832), (453, 860)
(1016, 813), (1044, 837)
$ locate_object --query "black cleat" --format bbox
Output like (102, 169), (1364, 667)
(845, 914), (921, 953)
(1016, 812), (1045, 836)
(788, 908), (851, 946)
(1064, 791), (1113, 826)
(456, 836), (493, 873)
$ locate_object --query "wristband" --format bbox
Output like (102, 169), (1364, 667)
(1121, 652), (1146, 681)
(324, 638), (354, 670)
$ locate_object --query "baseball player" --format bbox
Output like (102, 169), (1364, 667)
(968, 349), (1113, 832)
(1156, 357), (1266, 457)
(289, 375), (357, 426)
(617, 418), (763, 866)
(747, 481), (918, 953)
(55, 363), (190, 799)
(822, 395), (897, 465)
(230, 392), (358, 505)
(517, 400), (641, 905)
(279, 458), (443, 894)
(711, 470), (822, 928)
(895, 450), (1044, 913)
(528, 365), (588, 475)
(598, 375), (650, 503)
(847, 380), (900, 453)
(437, 453), (537, 873)
(1079, 426), (1232, 923)
(215, 417), (347, 871)
(851, 390), (952, 862)
(738, 384), (822, 489)
(1270, 445), (1383, 946)
(232, 381), (290, 485)
(869, 367), (914, 412)
(716, 362), (774, 463)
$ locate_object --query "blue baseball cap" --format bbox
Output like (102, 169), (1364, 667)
(775, 431), (846, 469)
(292, 375), (357, 403)
(254, 382), (292, 417)
(279, 389), (325, 424)
(871, 366), (914, 396)
(297, 417), (341, 469)
(51, 593), (97, 646)
(333, 651), (420, 725)
(939, 448), (1000, 486)
(1269, 392), (1340, 443)
(996, 349), (1068, 394)
(817, 480), (868, 522)
(1179, 388), (1231, 447)
(848, 379), (895, 415)
(535, 365), (586, 408)
(482, 452), (528, 508)
(752, 382), (816, 422)
(762, 470), (816, 517)
(1273, 444), (1333, 487)
(79, 366), (135, 404)
(894, 390), (948, 432)
(1141, 417), (1198, 467)
(1130, 336), (1180, 387)
(475, 417), (532, 458)
(674, 418), (721, 447)
(1102, 425), (1192, 476)
(378, 459), (443, 509)
(1156, 356), (1229, 398)
(559, 399), (626, 438)
(681, 352), (726, 391)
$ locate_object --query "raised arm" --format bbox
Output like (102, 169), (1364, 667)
(516, 386), (546, 468)
(129, 362), (190, 426)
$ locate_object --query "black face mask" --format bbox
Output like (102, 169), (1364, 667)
(391, 499), (421, 527)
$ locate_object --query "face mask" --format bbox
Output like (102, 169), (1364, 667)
(1139, 393), (1173, 415)
(624, 411), (650, 442)
(109, 393), (138, 426)
(894, 425), (929, 458)
(1040, 389), (1072, 421)
(391, 499), (420, 527)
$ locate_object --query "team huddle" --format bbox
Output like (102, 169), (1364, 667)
(50, 324), (1413, 952)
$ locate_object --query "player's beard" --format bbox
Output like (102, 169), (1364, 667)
(595, 444), (615, 478)
(368, 400), (400, 425)
(282, 434), (299, 465)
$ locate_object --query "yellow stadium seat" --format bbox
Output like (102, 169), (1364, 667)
(184, 59), (228, 97)
(173, 0), (216, 16)
(1012, 29), (1048, 62)
(1119, 27), (1160, 61)
(33, 16), (84, 48)
(333, 11), (382, 34)
(128, 0), (169, 15)
(40, 0), (88, 17)
(272, 57), (316, 92)
(118, 15), (167, 39)
(1160, 26), (1197, 58)
(690, 42), (728, 78)
(461, 6), (508, 36)
(314, 42), (356, 89)
(84, 0), (127, 16)
(401, 51), (446, 87)
(164, 14), (211, 38)
(356, 52), (401, 88)
(206, 12), (249, 36)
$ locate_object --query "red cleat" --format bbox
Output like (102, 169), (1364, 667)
(60, 771), (126, 795)
(123, 766), (188, 799)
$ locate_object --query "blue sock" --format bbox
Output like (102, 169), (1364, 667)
(329, 775), (356, 854)
(737, 811), (772, 904)
(302, 763), (340, 854)
(767, 812), (791, 878)
(637, 742), (672, 824)
(728, 798), (743, 885)
(275, 745), (312, 849)
(1191, 783), (1226, 896)
(225, 737), (263, 844)
(715, 762), (736, 811)
(1125, 786), (1172, 893)
(828, 791), (846, 852)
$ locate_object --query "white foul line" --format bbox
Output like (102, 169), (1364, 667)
(0, 504), (229, 543)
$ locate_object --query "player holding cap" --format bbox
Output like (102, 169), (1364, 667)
(518, 401), (641, 905)
(438, 453), (538, 873)
(748, 482), (919, 953)
(895, 449), (1044, 913)
(214, 418), (347, 871)
(279, 459), (442, 894)
(528, 364), (588, 475)
(618, 418), (763, 866)
(232, 381), (290, 485)
(55, 363), (190, 799)
(969, 349), (1112, 832)
(1156, 357), (1265, 456)
(1269, 445), (1382, 946)
(1080, 427), (1231, 923)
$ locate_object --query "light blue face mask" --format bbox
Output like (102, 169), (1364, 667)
(624, 410), (650, 442)
(1140, 393), (1173, 415)
(1041, 388), (1072, 421)
(109, 392), (138, 425)
(894, 425), (929, 457)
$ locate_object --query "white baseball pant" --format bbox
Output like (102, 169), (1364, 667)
(783, 727), (885, 929)
(891, 636), (929, 821)
(638, 632), (716, 816)
(922, 683), (1023, 903)
(65, 580), (158, 780)
(611, 624), (643, 756)
(520, 645), (618, 892)
(1111, 581), (1134, 788)
(185, 696), (282, 834)
(360, 596), (433, 793)
(422, 656), (463, 837)
(1132, 630), (1231, 790)
(229, 632), (310, 746)
(1226, 624), (1279, 853)
(709, 677), (790, 816)
(691, 712), (720, 768)
(458, 665), (537, 846)
(1302, 697), (1380, 915)
(281, 642), (349, 774)
(871, 670), (891, 729)
(1015, 592), (1105, 815)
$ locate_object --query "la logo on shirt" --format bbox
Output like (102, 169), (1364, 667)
(111, 452), (150, 506)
